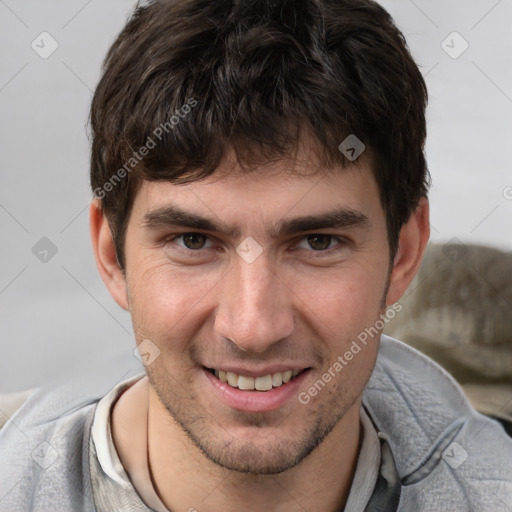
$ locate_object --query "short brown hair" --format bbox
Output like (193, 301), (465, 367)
(90, 0), (430, 269)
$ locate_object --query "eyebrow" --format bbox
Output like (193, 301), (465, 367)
(142, 204), (371, 239)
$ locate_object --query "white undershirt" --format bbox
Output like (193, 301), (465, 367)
(91, 374), (381, 512)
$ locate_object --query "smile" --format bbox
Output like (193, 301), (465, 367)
(206, 368), (309, 391)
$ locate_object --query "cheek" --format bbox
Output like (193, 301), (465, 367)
(127, 260), (220, 346)
(292, 264), (385, 336)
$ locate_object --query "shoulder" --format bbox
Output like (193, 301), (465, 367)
(0, 358), (142, 511)
(363, 335), (512, 509)
(0, 383), (98, 511)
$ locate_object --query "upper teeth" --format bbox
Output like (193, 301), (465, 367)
(215, 369), (301, 391)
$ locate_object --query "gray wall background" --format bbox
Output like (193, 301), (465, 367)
(1, 1), (511, 392)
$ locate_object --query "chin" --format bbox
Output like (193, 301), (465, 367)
(193, 435), (318, 475)
(172, 402), (347, 475)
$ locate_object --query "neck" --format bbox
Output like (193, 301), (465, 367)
(147, 384), (362, 512)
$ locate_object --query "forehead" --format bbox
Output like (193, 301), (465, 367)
(143, 140), (375, 197)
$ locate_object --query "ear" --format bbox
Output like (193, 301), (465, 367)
(386, 197), (430, 305)
(89, 200), (129, 311)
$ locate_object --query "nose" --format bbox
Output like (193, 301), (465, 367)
(214, 255), (295, 353)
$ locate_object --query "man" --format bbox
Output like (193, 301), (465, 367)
(1, 0), (511, 510)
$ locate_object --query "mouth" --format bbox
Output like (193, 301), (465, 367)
(204, 367), (310, 392)
(202, 365), (312, 412)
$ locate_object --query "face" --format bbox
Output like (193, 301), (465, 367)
(122, 154), (392, 475)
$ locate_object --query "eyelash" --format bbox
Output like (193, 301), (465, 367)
(164, 233), (347, 257)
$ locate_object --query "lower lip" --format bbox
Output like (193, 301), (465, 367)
(202, 368), (311, 413)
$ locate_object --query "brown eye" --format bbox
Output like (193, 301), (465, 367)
(306, 234), (332, 251)
(182, 233), (207, 249)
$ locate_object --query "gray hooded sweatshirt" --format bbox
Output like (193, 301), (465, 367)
(1, 335), (511, 511)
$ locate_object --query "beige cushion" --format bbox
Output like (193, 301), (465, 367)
(0, 389), (36, 429)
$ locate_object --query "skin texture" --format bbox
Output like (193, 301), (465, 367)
(91, 149), (430, 512)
